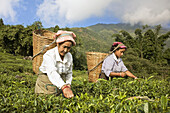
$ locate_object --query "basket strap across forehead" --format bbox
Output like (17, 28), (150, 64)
(57, 33), (73, 38)
(113, 43), (125, 51)
(32, 38), (57, 60)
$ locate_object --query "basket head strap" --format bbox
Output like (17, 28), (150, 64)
(32, 38), (56, 60)
(110, 43), (125, 54)
(57, 33), (73, 38)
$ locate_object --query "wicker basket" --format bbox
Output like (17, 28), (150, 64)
(33, 30), (56, 74)
(86, 52), (108, 82)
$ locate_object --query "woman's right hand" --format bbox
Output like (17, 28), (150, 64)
(120, 72), (126, 77)
(62, 85), (74, 98)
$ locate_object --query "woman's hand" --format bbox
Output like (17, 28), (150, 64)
(120, 72), (126, 77)
(62, 85), (74, 98)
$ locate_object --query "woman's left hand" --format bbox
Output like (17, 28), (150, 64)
(62, 85), (74, 98)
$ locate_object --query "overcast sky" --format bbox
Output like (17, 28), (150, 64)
(0, 0), (170, 28)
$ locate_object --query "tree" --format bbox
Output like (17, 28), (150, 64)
(113, 30), (136, 48)
(32, 21), (43, 29)
(112, 25), (170, 63)
(0, 21), (42, 56)
(54, 25), (59, 32)
(142, 29), (156, 61)
(0, 18), (4, 26)
(135, 29), (144, 58)
(0, 25), (25, 55)
(143, 25), (170, 62)
(163, 48), (170, 65)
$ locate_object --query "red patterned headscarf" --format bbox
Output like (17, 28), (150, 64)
(112, 42), (127, 49)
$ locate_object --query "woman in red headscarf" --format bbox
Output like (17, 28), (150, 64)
(35, 30), (76, 98)
(100, 42), (138, 80)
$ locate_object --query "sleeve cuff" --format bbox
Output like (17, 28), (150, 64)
(105, 71), (112, 77)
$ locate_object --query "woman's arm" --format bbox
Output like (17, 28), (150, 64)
(42, 54), (66, 89)
(120, 61), (137, 79)
(65, 62), (73, 85)
(124, 71), (137, 79)
(109, 72), (122, 77)
(109, 71), (137, 79)
(63, 63), (74, 98)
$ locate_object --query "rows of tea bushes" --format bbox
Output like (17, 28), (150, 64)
(0, 51), (169, 112)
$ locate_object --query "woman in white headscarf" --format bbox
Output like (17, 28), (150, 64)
(35, 30), (76, 98)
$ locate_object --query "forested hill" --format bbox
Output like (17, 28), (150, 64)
(71, 23), (170, 53)
(71, 23), (142, 53)
(87, 23), (142, 34)
(71, 27), (112, 53)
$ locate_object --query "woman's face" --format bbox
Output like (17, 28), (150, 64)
(58, 41), (72, 57)
(114, 48), (126, 58)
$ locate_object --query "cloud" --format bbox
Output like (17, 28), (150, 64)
(0, 0), (20, 22)
(113, 0), (170, 27)
(36, 0), (113, 27)
(37, 0), (170, 27)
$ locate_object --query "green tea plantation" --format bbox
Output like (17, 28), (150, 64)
(0, 51), (169, 113)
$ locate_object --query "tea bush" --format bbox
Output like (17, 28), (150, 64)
(0, 52), (169, 112)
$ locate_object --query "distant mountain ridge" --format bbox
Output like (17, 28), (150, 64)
(70, 23), (170, 53)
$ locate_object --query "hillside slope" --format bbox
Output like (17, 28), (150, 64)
(71, 23), (170, 53)
(71, 27), (112, 53)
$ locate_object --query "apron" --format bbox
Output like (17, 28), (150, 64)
(35, 72), (62, 95)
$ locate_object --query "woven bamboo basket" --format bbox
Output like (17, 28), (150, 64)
(33, 30), (56, 74)
(86, 52), (108, 82)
